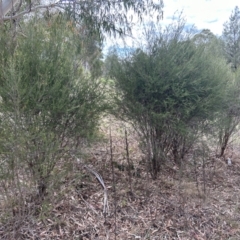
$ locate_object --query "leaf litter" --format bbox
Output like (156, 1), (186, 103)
(1, 116), (240, 239)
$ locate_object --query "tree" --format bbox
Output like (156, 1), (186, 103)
(107, 19), (229, 178)
(0, 0), (163, 38)
(222, 6), (240, 71)
(192, 29), (216, 44)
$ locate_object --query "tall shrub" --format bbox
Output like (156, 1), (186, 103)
(108, 20), (229, 178)
(0, 15), (106, 203)
(216, 7), (240, 157)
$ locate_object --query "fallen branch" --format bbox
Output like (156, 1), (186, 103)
(74, 155), (109, 217)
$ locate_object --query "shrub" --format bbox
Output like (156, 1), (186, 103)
(0, 15), (106, 205)
(107, 20), (229, 178)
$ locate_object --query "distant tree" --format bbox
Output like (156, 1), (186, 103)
(192, 29), (225, 61)
(192, 29), (216, 45)
(222, 6), (240, 71)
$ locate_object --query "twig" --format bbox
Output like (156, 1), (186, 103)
(79, 194), (98, 215)
(125, 127), (132, 193)
(110, 127), (117, 240)
(1, 2), (62, 21)
(201, 143), (206, 200)
(193, 152), (201, 197)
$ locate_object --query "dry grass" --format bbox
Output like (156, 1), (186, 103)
(1, 115), (240, 239)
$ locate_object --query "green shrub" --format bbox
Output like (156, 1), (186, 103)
(108, 20), (229, 178)
(0, 15), (106, 202)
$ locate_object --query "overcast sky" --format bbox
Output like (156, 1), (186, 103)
(104, 0), (240, 53)
(164, 0), (240, 35)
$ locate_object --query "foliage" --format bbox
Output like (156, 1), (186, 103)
(1, 0), (163, 40)
(0, 15), (106, 202)
(215, 6), (240, 157)
(216, 68), (240, 157)
(222, 6), (240, 71)
(192, 29), (225, 58)
(107, 19), (229, 178)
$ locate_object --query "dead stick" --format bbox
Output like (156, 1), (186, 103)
(125, 128), (132, 193)
(110, 127), (117, 240)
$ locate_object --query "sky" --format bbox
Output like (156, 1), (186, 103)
(105, 0), (240, 53)
(163, 0), (240, 35)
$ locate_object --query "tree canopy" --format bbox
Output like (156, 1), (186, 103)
(222, 6), (240, 70)
(0, 0), (163, 38)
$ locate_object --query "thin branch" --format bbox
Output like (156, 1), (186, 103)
(110, 127), (117, 240)
(125, 127), (132, 193)
(1, 2), (62, 21)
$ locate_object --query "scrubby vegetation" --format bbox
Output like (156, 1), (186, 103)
(0, 14), (107, 227)
(1, 2), (240, 239)
(107, 20), (231, 178)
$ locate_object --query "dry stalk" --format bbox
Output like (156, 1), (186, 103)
(193, 154), (201, 197)
(201, 145), (207, 200)
(109, 127), (117, 240)
(125, 128), (132, 193)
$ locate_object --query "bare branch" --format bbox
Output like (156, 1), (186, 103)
(1, 2), (62, 21)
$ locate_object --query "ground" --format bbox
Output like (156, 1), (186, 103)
(1, 116), (240, 239)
